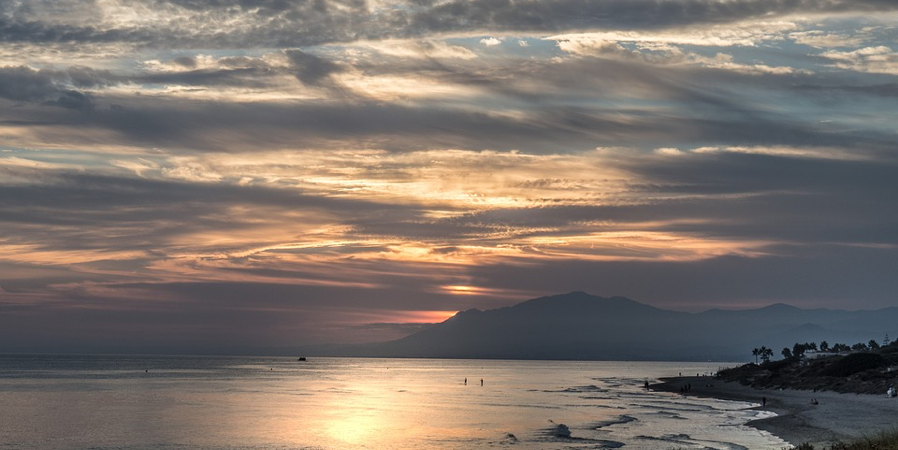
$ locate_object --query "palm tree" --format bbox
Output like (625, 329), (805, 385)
(760, 346), (774, 363)
(752, 348), (760, 364)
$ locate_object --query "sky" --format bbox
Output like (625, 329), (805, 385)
(1, 0), (897, 353)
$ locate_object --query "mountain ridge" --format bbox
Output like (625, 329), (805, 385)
(303, 292), (898, 361)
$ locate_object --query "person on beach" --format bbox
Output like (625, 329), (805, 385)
(481, 379), (483, 386)
(762, 396), (767, 407)
(644, 380), (649, 389)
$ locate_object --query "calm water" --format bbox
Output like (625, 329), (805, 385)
(0, 355), (786, 450)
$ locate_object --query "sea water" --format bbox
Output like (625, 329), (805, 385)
(0, 355), (786, 449)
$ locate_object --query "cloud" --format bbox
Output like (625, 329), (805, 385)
(367, 40), (478, 59)
(2, 141), (896, 350)
(549, 21), (800, 49)
(790, 30), (866, 48)
(794, 82), (898, 98)
(2, 0), (896, 49)
(1, 0), (897, 352)
(285, 49), (346, 85)
(552, 34), (809, 75)
(820, 46), (898, 74)
(0, 65), (94, 108)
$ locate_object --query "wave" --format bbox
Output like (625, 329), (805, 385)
(591, 415), (638, 429)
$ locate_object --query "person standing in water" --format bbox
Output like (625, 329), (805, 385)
(480, 379), (483, 386)
(464, 378), (467, 385)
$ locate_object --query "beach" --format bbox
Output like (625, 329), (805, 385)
(652, 376), (898, 447)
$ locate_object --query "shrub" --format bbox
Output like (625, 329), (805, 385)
(823, 353), (887, 377)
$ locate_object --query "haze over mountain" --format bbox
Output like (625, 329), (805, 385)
(312, 292), (898, 361)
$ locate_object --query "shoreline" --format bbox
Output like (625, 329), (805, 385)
(651, 376), (898, 447)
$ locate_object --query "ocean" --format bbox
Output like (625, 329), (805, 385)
(0, 355), (786, 449)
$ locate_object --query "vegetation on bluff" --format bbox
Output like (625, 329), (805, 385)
(720, 339), (898, 394)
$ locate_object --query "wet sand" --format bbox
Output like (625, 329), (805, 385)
(651, 376), (898, 447)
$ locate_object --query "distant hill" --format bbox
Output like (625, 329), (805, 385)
(305, 292), (898, 361)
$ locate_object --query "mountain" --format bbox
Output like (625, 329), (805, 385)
(307, 292), (898, 361)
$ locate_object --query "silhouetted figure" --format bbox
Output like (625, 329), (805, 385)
(644, 380), (649, 389)
(480, 379), (483, 386)
(464, 378), (467, 385)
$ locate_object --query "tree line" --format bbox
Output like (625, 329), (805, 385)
(752, 337), (888, 364)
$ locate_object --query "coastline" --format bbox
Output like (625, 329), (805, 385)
(651, 376), (898, 447)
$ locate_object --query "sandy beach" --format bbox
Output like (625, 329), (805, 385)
(652, 376), (898, 447)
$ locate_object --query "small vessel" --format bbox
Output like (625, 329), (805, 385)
(297, 357), (307, 361)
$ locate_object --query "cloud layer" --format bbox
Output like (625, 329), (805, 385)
(1, 0), (896, 353)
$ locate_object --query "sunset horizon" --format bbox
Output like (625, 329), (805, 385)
(2, 0), (897, 353)
(3, 1), (898, 448)
(0, 0), (898, 351)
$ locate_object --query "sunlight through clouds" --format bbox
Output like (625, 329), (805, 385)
(1, 0), (897, 350)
